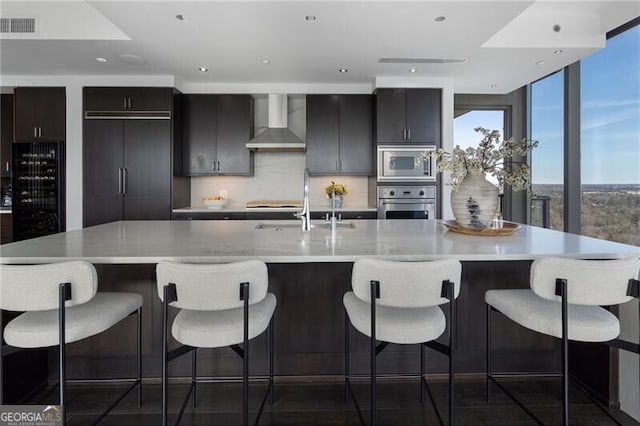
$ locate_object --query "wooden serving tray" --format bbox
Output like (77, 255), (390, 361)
(442, 220), (521, 236)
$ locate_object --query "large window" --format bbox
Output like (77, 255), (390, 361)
(530, 71), (564, 230)
(453, 110), (505, 187)
(580, 25), (640, 245)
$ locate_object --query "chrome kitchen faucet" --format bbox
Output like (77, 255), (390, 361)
(294, 168), (312, 232)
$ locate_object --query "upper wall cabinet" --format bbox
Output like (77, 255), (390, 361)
(14, 87), (66, 142)
(84, 87), (173, 112)
(376, 88), (441, 145)
(182, 94), (254, 176)
(306, 94), (373, 176)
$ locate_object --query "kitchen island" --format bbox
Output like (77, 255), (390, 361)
(1, 219), (638, 264)
(1, 219), (638, 410)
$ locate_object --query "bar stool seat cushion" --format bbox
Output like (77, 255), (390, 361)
(343, 291), (446, 345)
(485, 289), (620, 342)
(172, 293), (276, 348)
(4, 292), (143, 349)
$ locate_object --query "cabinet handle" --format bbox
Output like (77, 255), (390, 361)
(128, 98), (132, 109)
(124, 98), (128, 109)
(39, 127), (43, 138)
(34, 127), (37, 138)
(212, 162), (216, 172)
(407, 128), (411, 140)
(118, 168), (123, 194)
(217, 161), (221, 172)
(5, 161), (9, 172)
(339, 159), (342, 172)
(402, 129), (406, 140)
(122, 168), (128, 194)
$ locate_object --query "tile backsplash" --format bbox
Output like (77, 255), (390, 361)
(190, 151), (371, 208)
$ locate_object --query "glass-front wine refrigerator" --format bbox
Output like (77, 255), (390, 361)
(12, 141), (65, 241)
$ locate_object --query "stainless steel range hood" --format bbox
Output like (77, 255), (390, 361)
(246, 94), (305, 151)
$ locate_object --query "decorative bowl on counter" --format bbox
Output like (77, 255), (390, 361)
(202, 198), (227, 209)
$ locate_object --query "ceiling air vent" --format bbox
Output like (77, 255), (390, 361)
(0, 17), (37, 34)
(378, 58), (467, 64)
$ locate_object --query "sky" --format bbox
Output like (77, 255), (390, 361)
(531, 25), (640, 185)
(455, 25), (639, 186)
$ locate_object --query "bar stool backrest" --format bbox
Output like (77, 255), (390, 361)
(530, 257), (640, 306)
(351, 258), (462, 308)
(0, 261), (98, 311)
(156, 260), (268, 310)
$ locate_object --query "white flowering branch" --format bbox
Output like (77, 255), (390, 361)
(425, 127), (538, 192)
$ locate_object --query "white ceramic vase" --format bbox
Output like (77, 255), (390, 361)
(450, 172), (499, 228)
(330, 195), (344, 209)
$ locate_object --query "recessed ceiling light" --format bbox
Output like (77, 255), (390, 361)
(305, 15), (316, 22)
(434, 16), (446, 22)
(409, 68), (417, 73)
(553, 24), (561, 33)
(198, 67), (208, 72)
(261, 59), (270, 64)
(490, 84), (497, 88)
(535, 60), (545, 65)
(554, 49), (563, 54)
(176, 14), (185, 21)
(338, 68), (348, 73)
(96, 57), (107, 63)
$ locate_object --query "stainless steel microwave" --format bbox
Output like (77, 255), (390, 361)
(377, 145), (436, 182)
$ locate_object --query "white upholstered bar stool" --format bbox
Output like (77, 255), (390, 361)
(485, 257), (640, 426)
(343, 258), (462, 426)
(156, 259), (276, 426)
(0, 261), (143, 424)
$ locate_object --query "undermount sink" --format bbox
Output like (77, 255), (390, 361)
(313, 221), (356, 229)
(255, 223), (301, 230)
(255, 221), (356, 230)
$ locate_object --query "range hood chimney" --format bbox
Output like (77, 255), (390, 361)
(246, 94), (306, 151)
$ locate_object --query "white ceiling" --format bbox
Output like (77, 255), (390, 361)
(1, 0), (638, 93)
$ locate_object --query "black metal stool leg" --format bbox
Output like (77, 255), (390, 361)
(449, 283), (456, 426)
(370, 280), (378, 426)
(59, 283), (69, 424)
(137, 307), (142, 408)
(420, 344), (425, 404)
(345, 308), (350, 404)
(269, 319), (274, 406)
(486, 303), (492, 403)
(241, 282), (249, 426)
(192, 348), (197, 409)
(559, 279), (569, 426)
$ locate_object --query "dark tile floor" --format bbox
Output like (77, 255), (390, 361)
(27, 378), (639, 425)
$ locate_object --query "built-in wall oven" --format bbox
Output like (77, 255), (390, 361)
(377, 145), (435, 182)
(377, 186), (436, 220)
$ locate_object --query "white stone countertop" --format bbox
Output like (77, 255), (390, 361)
(1, 220), (639, 264)
(173, 205), (377, 213)
(0, 207), (11, 214)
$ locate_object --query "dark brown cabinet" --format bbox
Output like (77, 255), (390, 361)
(376, 88), (440, 144)
(1, 94), (12, 177)
(13, 87), (65, 141)
(182, 94), (253, 176)
(306, 94), (373, 175)
(1, 213), (12, 244)
(84, 119), (172, 227)
(84, 87), (172, 112)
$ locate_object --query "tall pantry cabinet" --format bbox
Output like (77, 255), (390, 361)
(83, 87), (182, 227)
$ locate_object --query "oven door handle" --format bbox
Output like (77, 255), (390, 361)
(379, 200), (434, 205)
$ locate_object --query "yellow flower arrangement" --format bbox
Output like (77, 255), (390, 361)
(325, 181), (348, 197)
